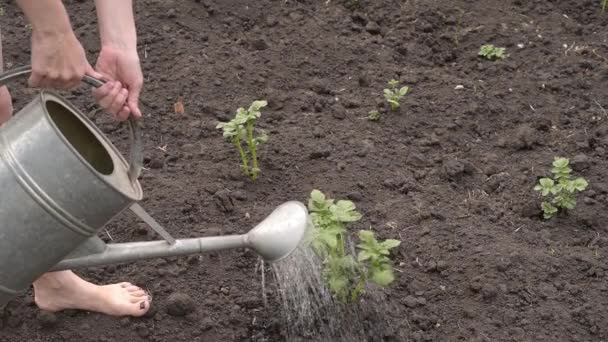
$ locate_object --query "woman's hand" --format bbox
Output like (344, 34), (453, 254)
(29, 30), (102, 90)
(91, 46), (143, 121)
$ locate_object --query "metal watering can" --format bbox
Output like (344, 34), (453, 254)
(0, 66), (309, 307)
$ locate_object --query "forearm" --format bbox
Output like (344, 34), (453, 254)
(94, 0), (137, 50)
(15, 0), (73, 35)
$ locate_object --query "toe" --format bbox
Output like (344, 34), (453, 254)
(119, 282), (132, 288)
(129, 290), (147, 300)
(126, 286), (142, 292)
(131, 299), (150, 317)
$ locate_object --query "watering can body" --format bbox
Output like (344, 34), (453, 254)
(0, 90), (143, 306)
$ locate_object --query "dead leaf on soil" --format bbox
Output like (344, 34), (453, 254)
(174, 97), (185, 115)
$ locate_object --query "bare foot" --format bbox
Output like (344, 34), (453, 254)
(33, 271), (151, 317)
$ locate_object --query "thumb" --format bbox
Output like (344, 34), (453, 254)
(127, 82), (143, 118)
(85, 64), (105, 81)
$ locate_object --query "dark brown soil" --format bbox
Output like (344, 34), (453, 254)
(2, 0), (608, 341)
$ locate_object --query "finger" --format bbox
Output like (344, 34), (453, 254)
(85, 64), (104, 80)
(98, 81), (122, 109)
(92, 81), (115, 102)
(116, 105), (131, 122)
(28, 71), (43, 88)
(109, 88), (128, 116)
(126, 81), (143, 118)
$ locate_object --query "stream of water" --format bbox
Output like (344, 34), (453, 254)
(264, 246), (391, 342)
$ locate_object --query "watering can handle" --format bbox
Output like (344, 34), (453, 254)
(0, 65), (142, 183)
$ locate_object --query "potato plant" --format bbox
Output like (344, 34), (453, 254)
(216, 100), (268, 181)
(384, 79), (409, 111)
(479, 44), (506, 60)
(368, 110), (380, 121)
(534, 157), (588, 219)
(306, 190), (400, 303)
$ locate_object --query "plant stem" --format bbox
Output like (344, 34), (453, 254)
(233, 134), (250, 177)
(246, 120), (259, 181)
(351, 275), (366, 302)
(337, 233), (345, 257)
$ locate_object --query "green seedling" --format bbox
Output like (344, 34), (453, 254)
(479, 44), (507, 60)
(603, 0), (608, 11)
(534, 157), (588, 220)
(0, 6), (4, 16)
(383, 79), (409, 111)
(306, 190), (400, 302)
(216, 100), (268, 181)
(368, 110), (380, 121)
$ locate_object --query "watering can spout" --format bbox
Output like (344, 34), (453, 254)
(51, 201), (310, 271)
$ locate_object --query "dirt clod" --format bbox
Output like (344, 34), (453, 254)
(37, 311), (58, 329)
(166, 293), (195, 317)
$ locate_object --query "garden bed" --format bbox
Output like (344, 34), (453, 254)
(2, 0), (608, 341)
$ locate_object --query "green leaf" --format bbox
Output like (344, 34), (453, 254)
(388, 79), (399, 88)
(572, 178), (588, 191)
(552, 157), (569, 169)
(248, 100), (268, 113)
(398, 86), (409, 96)
(539, 178), (554, 188)
(541, 202), (557, 219)
(383, 89), (393, 97)
(358, 230), (375, 244)
(387, 99), (400, 108)
(381, 239), (401, 250)
(309, 190), (332, 212)
(358, 250), (373, 262)
(330, 200), (362, 222)
(313, 225), (344, 250)
(370, 267), (394, 286)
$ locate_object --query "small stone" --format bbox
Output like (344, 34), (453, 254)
(251, 38), (269, 51)
(570, 154), (590, 171)
(365, 21), (381, 34)
(237, 296), (262, 309)
(481, 284), (498, 300)
(403, 295), (419, 308)
(332, 111), (346, 120)
(521, 201), (541, 218)
(346, 191), (363, 201)
(166, 292), (195, 317)
(167, 8), (176, 18)
(358, 75), (370, 87)
(437, 260), (448, 271)
(148, 157), (164, 169)
(463, 307), (476, 318)
(309, 149), (331, 159)
(443, 160), (466, 178)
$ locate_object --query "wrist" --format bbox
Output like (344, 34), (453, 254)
(32, 24), (74, 42)
(100, 35), (137, 51)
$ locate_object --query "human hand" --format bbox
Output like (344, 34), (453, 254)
(29, 29), (102, 90)
(91, 45), (143, 121)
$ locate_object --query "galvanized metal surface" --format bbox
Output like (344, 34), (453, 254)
(51, 201), (310, 270)
(0, 90), (141, 306)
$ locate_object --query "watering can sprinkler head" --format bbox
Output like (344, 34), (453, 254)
(244, 201), (310, 262)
